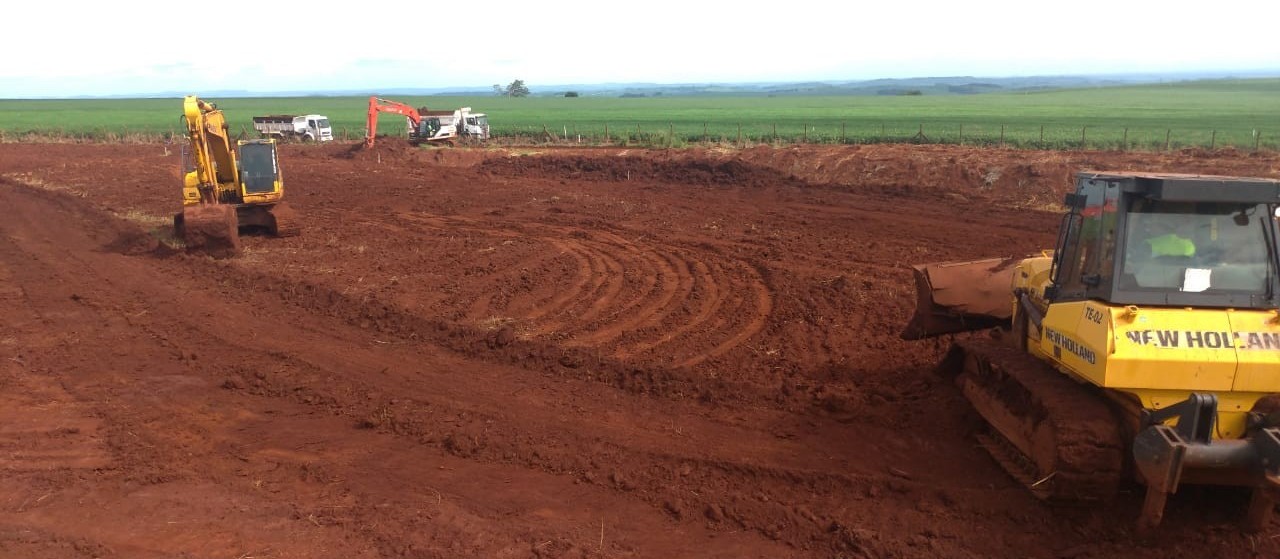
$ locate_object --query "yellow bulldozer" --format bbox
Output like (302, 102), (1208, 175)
(904, 171), (1280, 531)
(175, 95), (298, 256)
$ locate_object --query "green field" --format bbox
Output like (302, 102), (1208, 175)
(2, 78), (1278, 150)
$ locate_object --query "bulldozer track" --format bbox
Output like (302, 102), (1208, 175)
(975, 431), (1053, 499)
(950, 338), (1126, 503)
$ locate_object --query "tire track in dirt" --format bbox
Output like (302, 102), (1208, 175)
(0, 254), (112, 479)
(523, 236), (622, 330)
(676, 263), (774, 368)
(617, 258), (725, 359)
(561, 231), (686, 346)
(364, 210), (775, 368)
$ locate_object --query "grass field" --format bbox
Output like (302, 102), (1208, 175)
(2, 78), (1278, 150)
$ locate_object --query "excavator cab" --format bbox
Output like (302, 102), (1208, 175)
(237, 140), (282, 198)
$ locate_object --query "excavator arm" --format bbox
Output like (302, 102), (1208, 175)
(182, 96), (240, 204)
(365, 96), (422, 147)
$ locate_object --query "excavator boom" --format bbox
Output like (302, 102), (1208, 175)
(365, 96), (422, 147)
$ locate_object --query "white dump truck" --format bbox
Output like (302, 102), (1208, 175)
(416, 107), (490, 143)
(252, 114), (334, 142)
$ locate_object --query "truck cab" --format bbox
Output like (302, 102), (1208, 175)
(462, 112), (490, 140)
(302, 115), (333, 142)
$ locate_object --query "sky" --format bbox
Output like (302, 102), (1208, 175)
(5, 0), (1279, 98)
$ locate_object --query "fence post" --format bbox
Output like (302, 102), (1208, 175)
(1211, 130), (1217, 150)
(1255, 130), (1261, 152)
(703, 122), (708, 143)
(804, 124), (808, 144)
(604, 123), (609, 144)
(772, 123), (777, 144)
(1165, 129), (1171, 151)
(841, 120), (846, 144)
(1122, 128), (1128, 151)
(1039, 125), (1044, 143)
(1081, 126), (1087, 148)
(737, 123), (742, 147)
(959, 124), (964, 145)
(668, 123), (673, 147)
(999, 124), (1005, 147)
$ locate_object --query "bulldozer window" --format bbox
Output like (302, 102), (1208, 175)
(1120, 200), (1273, 293)
(1055, 179), (1114, 300)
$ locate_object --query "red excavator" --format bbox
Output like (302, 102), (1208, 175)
(364, 96), (489, 147)
(364, 96), (423, 148)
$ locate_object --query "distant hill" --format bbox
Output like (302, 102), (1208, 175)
(73, 69), (1280, 100)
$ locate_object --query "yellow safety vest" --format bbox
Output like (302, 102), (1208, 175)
(1147, 233), (1195, 257)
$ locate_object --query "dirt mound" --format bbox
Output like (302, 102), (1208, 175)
(337, 136), (416, 159)
(484, 153), (808, 188)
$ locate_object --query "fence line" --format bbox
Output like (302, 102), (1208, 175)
(475, 122), (1276, 152)
(3, 122), (1275, 153)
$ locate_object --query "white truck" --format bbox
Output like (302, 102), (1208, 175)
(252, 114), (334, 142)
(415, 107), (490, 143)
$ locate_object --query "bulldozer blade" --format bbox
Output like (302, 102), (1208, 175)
(900, 257), (1019, 340)
(181, 204), (241, 258)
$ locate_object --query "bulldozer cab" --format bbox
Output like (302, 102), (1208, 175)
(1048, 173), (1280, 310)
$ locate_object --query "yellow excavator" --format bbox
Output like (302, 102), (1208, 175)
(176, 95), (298, 256)
(904, 171), (1280, 531)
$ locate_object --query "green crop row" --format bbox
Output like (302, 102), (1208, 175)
(2, 78), (1278, 150)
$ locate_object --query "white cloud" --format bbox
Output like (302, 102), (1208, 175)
(6, 0), (1279, 96)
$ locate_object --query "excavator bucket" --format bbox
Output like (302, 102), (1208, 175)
(267, 202), (301, 237)
(900, 257), (1019, 340)
(180, 204), (241, 257)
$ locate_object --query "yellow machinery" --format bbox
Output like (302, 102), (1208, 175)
(904, 172), (1280, 530)
(176, 95), (298, 255)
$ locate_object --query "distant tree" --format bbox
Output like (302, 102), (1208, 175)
(564, 91), (579, 98)
(504, 80), (530, 97)
(492, 84), (504, 96)
(899, 89), (924, 96)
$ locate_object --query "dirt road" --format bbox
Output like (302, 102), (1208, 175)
(1, 142), (1277, 558)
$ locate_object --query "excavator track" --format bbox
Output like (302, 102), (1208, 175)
(942, 338), (1126, 503)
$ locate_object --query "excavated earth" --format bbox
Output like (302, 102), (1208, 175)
(2, 140), (1280, 558)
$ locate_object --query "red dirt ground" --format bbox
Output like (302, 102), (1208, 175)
(2, 140), (1279, 558)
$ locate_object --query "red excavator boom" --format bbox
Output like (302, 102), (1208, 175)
(365, 96), (423, 147)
